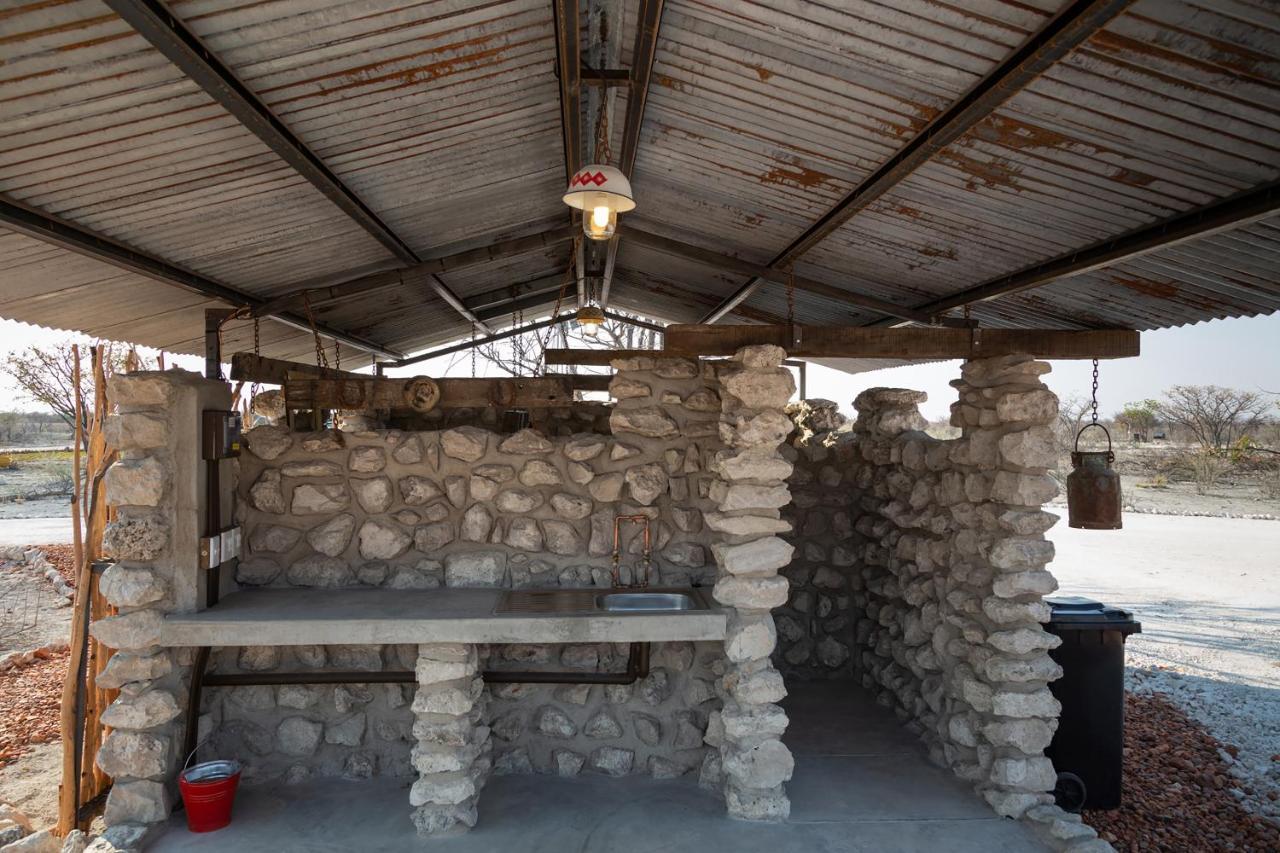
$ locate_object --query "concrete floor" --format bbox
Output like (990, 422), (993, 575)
(152, 681), (1047, 852)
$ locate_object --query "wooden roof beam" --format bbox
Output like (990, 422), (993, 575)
(660, 325), (1140, 360)
(699, 0), (1135, 323)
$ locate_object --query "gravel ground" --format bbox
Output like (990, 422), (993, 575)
(0, 648), (67, 768)
(1084, 693), (1279, 852)
(1052, 514), (1280, 822)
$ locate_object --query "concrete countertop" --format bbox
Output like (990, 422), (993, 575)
(160, 588), (727, 646)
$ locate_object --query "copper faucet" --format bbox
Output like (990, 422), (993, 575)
(610, 515), (652, 589)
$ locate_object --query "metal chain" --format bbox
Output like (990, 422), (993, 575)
(1090, 358), (1100, 424)
(302, 294), (329, 368)
(334, 339), (341, 371)
(594, 97), (612, 164)
(471, 325), (477, 378)
(785, 265), (796, 325)
(253, 316), (260, 356)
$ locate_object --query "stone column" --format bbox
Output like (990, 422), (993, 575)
(703, 345), (796, 821)
(91, 370), (231, 847)
(950, 355), (1064, 819)
(410, 643), (492, 836)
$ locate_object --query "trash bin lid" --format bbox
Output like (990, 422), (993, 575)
(1045, 596), (1141, 633)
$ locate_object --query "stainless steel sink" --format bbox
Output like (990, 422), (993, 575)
(596, 592), (698, 612)
(494, 588), (706, 615)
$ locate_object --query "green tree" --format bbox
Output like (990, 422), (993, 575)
(1116, 399), (1159, 439)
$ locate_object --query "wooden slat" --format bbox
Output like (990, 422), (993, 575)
(284, 376), (579, 410)
(549, 373), (612, 392)
(230, 353), (367, 384)
(543, 349), (660, 366)
(660, 325), (1140, 359)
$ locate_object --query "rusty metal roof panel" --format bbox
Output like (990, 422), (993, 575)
(177, 0), (568, 254)
(0, 0), (394, 296)
(782, 0), (1280, 329)
(626, 0), (1060, 262)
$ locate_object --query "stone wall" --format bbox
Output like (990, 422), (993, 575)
(212, 355), (725, 783)
(770, 357), (1067, 822)
(92, 370), (232, 847)
(773, 400), (858, 680)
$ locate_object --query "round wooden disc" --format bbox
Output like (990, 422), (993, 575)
(402, 376), (441, 412)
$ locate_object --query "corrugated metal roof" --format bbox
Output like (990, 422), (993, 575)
(0, 0), (1276, 369)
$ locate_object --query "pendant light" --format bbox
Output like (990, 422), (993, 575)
(563, 165), (635, 240)
(575, 304), (605, 337)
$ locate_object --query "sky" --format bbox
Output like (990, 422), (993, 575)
(1, 313), (1277, 420)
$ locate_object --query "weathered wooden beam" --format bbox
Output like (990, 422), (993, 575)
(544, 349), (662, 366)
(660, 325), (1141, 360)
(284, 376), (579, 411)
(229, 353), (367, 384)
(548, 373), (613, 392)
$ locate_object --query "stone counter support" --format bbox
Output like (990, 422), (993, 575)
(704, 345), (797, 821)
(410, 643), (492, 836)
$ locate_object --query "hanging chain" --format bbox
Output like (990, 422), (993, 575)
(594, 97), (612, 165)
(253, 316), (260, 356)
(334, 339), (341, 371)
(785, 265), (796, 325)
(470, 325), (477, 378)
(302, 294), (329, 369)
(1090, 358), (1100, 425)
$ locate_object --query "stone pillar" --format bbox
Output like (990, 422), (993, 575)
(703, 345), (796, 821)
(410, 643), (492, 836)
(950, 355), (1064, 819)
(91, 370), (231, 846)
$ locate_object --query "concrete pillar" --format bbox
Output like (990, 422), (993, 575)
(702, 345), (796, 821)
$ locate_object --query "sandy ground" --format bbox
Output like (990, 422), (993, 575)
(0, 517), (73, 545)
(1051, 514), (1280, 820)
(0, 742), (63, 829)
(0, 561), (71, 655)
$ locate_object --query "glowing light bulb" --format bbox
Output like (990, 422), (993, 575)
(580, 320), (600, 337)
(591, 205), (611, 229)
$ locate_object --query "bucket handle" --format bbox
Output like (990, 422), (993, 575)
(182, 738), (209, 773)
(1073, 423), (1114, 463)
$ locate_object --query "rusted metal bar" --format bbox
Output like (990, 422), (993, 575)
(581, 65), (630, 86)
(250, 229), (575, 321)
(389, 314), (574, 368)
(102, 0), (490, 335)
(598, 0), (665, 311)
(553, 0), (583, 181)
(0, 195), (402, 360)
(625, 226), (934, 324)
(871, 179), (1280, 326)
(194, 644), (650, 688)
(700, 0), (1136, 323)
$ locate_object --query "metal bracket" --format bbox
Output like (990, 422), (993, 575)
(199, 526), (241, 570)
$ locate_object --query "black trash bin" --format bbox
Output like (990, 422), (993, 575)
(1043, 596), (1141, 812)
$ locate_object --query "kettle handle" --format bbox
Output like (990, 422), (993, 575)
(1073, 423), (1114, 463)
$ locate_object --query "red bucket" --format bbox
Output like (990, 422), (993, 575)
(179, 760), (241, 832)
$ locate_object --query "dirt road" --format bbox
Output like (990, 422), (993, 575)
(1051, 514), (1280, 820)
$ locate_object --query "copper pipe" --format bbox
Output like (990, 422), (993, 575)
(611, 515), (652, 588)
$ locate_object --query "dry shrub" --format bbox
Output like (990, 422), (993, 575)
(1184, 450), (1231, 495)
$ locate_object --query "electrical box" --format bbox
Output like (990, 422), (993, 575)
(202, 410), (242, 460)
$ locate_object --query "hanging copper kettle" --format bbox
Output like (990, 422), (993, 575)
(1067, 423), (1122, 530)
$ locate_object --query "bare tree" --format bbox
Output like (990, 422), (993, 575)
(2, 342), (127, 446)
(471, 312), (660, 377)
(1053, 393), (1095, 455)
(1156, 385), (1272, 451)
